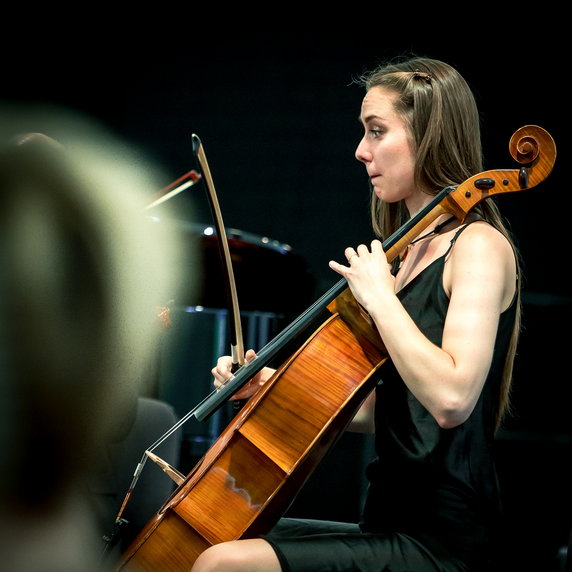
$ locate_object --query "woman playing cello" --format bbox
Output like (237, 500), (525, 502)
(196, 55), (521, 571)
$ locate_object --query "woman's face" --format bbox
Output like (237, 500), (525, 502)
(355, 86), (419, 209)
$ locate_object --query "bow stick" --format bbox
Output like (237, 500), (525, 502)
(191, 134), (245, 372)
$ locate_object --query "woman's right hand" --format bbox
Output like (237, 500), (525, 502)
(211, 348), (276, 401)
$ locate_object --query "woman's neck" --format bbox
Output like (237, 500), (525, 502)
(404, 189), (437, 219)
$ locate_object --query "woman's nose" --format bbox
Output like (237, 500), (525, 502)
(355, 139), (371, 163)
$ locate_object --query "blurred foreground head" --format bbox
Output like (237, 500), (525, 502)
(0, 109), (187, 524)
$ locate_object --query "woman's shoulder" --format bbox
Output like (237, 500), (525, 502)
(454, 219), (513, 255)
(447, 219), (517, 307)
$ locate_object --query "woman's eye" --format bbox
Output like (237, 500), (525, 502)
(370, 128), (383, 139)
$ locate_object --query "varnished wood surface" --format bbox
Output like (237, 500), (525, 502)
(117, 314), (385, 570)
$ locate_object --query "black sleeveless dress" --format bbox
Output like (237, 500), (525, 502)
(265, 224), (517, 571)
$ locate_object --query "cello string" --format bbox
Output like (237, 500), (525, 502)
(192, 186), (460, 421)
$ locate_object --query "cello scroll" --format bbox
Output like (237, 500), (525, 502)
(438, 125), (557, 224)
(333, 125), (557, 351)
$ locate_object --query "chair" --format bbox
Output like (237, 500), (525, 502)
(89, 396), (182, 560)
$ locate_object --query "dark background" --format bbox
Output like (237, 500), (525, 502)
(4, 29), (570, 569)
(3, 35), (567, 298)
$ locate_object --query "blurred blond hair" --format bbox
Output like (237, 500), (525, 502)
(0, 104), (190, 570)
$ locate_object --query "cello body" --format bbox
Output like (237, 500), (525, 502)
(117, 311), (386, 570)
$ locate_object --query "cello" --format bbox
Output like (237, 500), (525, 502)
(116, 125), (556, 571)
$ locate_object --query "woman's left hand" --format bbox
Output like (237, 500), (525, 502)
(328, 239), (394, 312)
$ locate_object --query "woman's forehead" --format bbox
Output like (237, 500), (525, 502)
(360, 87), (399, 122)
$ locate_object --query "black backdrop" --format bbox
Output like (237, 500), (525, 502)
(4, 38), (567, 297)
(4, 31), (570, 569)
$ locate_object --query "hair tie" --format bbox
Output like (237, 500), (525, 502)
(412, 70), (433, 83)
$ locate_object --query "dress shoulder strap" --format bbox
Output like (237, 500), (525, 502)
(443, 220), (480, 258)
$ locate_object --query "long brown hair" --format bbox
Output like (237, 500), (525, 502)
(356, 56), (521, 430)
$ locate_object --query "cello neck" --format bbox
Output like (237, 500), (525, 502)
(193, 184), (457, 422)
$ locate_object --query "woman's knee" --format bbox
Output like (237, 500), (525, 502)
(191, 539), (281, 572)
(192, 542), (236, 572)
